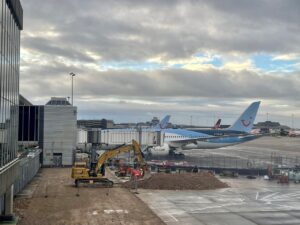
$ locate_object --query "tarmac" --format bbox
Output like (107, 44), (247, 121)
(138, 136), (300, 225)
(138, 177), (300, 225)
(183, 136), (300, 168)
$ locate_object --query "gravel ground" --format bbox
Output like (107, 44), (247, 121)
(14, 168), (164, 225)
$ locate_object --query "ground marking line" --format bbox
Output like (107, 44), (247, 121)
(272, 192), (300, 199)
(189, 201), (245, 212)
(260, 192), (279, 201)
(167, 212), (178, 222)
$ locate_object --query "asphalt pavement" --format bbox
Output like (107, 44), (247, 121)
(139, 177), (300, 225)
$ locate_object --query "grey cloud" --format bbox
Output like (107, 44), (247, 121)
(19, 0), (300, 125)
(20, 64), (300, 125)
(20, 62), (300, 100)
(78, 69), (300, 99)
(21, 0), (300, 62)
(22, 36), (97, 63)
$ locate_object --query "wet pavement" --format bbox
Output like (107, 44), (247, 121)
(138, 177), (300, 225)
(140, 136), (300, 225)
(183, 136), (300, 168)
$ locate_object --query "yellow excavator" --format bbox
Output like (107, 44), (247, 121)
(71, 139), (146, 187)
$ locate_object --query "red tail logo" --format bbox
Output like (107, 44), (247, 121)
(241, 117), (252, 127)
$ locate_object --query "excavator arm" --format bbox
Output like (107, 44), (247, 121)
(93, 140), (147, 177)
(72, 139), (147, 187)
(132, 140), (146, 165)
(95, 144), (133, 175)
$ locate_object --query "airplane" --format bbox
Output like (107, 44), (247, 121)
(288, 129), (300, 137)
(153, 115), (170, 130)
(147, 101), (261, 156)
(213, 119), (222, 129)
(188, 101), (261, 136)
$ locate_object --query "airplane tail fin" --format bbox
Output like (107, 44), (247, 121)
(227, 101), (261, 133)
(213, 119), (221, 129)
(155, 115), (171, 129)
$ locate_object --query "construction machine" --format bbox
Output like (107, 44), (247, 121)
(71, 139), (147, 187)
(115, 143), (147, 177)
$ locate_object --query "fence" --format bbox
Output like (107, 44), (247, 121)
(0, 150), (41, 214)
(186, 154), (300, 169)
(14, 150), (41, 195)
(149, 152), (300, 170)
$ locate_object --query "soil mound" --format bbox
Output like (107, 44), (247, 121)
(122, 172), (228, 190)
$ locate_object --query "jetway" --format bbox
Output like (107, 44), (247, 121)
(84, 129), (163, 146)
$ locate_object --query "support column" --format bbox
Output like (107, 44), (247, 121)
(4, 185), (13, 216)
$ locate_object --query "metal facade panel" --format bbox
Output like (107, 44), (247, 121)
(5, 0), (23, 30)
(42, 106), (77, 166)
(77, 128), (87, 144)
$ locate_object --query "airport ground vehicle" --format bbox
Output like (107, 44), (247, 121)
(71, 140), (146, 187)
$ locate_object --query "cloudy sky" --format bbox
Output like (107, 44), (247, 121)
(20, 0), (300, 127)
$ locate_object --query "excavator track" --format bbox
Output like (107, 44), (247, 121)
(75, 178), (114, 187)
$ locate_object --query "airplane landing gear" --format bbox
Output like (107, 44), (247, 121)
(168, 149), (185, 159)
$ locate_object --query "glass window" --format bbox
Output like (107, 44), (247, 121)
(0, 1), (21, 167)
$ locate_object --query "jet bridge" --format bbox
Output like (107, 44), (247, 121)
(83, 128), (163, 147)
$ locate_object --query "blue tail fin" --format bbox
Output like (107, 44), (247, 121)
(155, 115), (171, 129)
(227, 101), (261, 133)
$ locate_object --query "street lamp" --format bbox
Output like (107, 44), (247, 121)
(69, 72), (76, 105)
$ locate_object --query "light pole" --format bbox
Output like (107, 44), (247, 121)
(69, 72), (76, 105)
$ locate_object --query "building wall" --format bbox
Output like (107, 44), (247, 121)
(77, 119), (114, 129)
(77, 128), (87, 144)
(0, 0), (21, 168)
(42, 106), (77, 166)
(0, 0), (23, 216)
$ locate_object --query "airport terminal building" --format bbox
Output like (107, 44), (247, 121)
(0, 0), (23, 217)
(18, 97), (77, 167)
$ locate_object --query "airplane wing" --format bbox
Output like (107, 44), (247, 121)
(168, 134), (262, 148)
(194, 134), (263, 144)
(167, 138), (198, 148)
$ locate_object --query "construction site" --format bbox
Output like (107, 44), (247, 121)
(1, 1), (300, 225)
(10, 136), (300, 225)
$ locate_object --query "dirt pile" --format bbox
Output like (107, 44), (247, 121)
(122, 172), (228, 190)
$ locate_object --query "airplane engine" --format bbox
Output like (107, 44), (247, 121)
(147, 143), (170, 156)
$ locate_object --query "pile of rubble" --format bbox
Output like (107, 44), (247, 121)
(122, 172), (228, 190)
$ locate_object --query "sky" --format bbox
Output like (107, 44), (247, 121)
(19, 0), (300, 127)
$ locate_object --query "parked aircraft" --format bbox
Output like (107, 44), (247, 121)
(147, 101), (261, 156)
(288, 129), (300, 137)
(188, 101), (261, 136)
(213, 119), (222, 129)
(153, 115), (170, 129)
